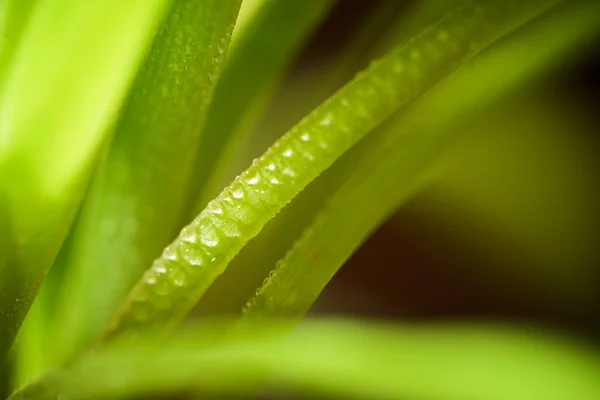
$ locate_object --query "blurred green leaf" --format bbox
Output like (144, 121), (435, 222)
(0, 0), (169, 364)
(12, 319), (600, 400)
(0, 0), (37, 86)
(244, 0), (600, 319)
(44, 0), (242, 366)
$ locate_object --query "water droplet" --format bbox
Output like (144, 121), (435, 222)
(282, 148), (294, 157)
(266, 162), (276, 171)
(153, 260), (168, 274)
(246, 172), (261, 185)
(180, 226), (197, 243)
(301, 133), (311, 142)
(179, 240), (205, 266)
(230, 183), (245, 199)
(169, 268), (188, 287)
(208, 202), (223, 215)
(162, 244), (179, 261)
(199, 219), (220, 247)
(302, 151), (315, 161)
(283, 167), (296, 178)
(270, 177), (281, 185)
(320, 113), (333, 126)
(210, 215), (241, 238)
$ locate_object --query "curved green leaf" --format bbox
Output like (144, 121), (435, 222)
(243, 0), (600, 318)
(0, 0), (169, 364)
(186, 0), (335, 215)
(195, 0), (409, 317)
(12, 320), (600, 400)
(101, 0), (563, 342)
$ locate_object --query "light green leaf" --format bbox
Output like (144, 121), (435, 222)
(243, 0), (600, 319)
(0, 0), (169, 364)
(12, 320), (600, 400)
(101, 0), (563, 343)
(45, 0), (242, 365)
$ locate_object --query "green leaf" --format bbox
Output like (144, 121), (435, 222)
(100, 0), (564, 343)
(186, 0), (335, 215)
(44, 0), (242, 365)
(0, 0), (169, 364)
(243, 0), (600, 318)
(12, 320), (600, 400)
(0, 0), (37, 87)
(195, 0), (409, 317)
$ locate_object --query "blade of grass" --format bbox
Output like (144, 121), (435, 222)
(195, 0), (410, 316)
(12, 320), (600, 400)
(0, 0), (169, 365)
(185, 0), (336, 215)
(100, 0), (564, 343)
(46, 0), (242, 364)
(243, 0), (600, 319)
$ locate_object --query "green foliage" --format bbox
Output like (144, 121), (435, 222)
(1, 0), (599, 398)
(50, 0), (242, 364)
(101, 0), (564, 342)
(186, 0), (336, 212)
(0, 0), (169, 364)
(11, 320), (600, 400)
(244, 0), (600, 318)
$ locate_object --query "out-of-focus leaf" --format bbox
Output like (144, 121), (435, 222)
(0, 0), (169, 364)
(12, 320), (600, 400)
(100, 0), (564, 343)
(45, 0), (242, 365)
(0, 0), (37, 86)
(186, 0), (335, 215)
(243, 0), (600, 319)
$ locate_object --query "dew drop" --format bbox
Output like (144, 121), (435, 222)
(208, 202), (223, 215)
(300, 133), (311, 142)
(179, 240), (205, 266)
(210, 215), (241, 238)
(169, 268), (188, 287)
(230, 184), (245, 199)
(320, 113), (333, 126)
(246, 172), (261, 185)
(283, 167), (296, 178)
(180, 225), (197, 243)
(266, 162), (276, 171)
(162, 244), (179, 261)
(199, 219), (220, 247)
(153, 260), (168, 274)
